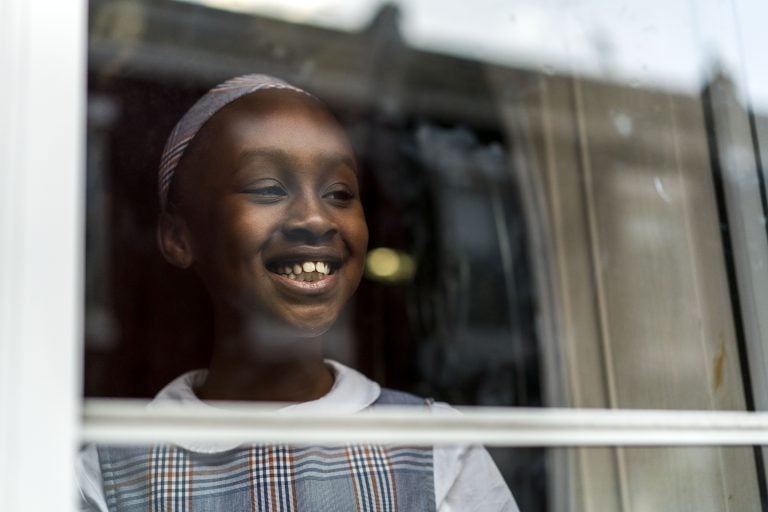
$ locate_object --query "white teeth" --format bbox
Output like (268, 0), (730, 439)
(275, 261), (332, 278)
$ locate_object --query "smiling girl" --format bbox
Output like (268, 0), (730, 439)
(78, 74), (517, 512)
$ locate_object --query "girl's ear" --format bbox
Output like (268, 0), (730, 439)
(157, 212), (194, 268)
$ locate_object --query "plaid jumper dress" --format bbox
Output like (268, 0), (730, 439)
(97, 389), (435, 512)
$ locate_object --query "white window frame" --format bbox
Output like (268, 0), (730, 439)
(82, 399), (768, 447)
(0, 0), (87, 511)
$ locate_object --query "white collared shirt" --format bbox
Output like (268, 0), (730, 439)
(77, 360), (519, 511)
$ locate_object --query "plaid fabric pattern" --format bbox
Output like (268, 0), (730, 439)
(98, 444), (433, 512)
(251, 445), (298, 511)
(157, 74), (313, 210)
(98, 389), (435, 511)
(346, 445), (397, 511)
(149, 445), (192, 511)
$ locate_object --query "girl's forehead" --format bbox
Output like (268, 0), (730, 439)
(215, 89), (332, 127)
(185, 90), (356, 177)
(200, 91), (351, 152)
(205, 91), (338, 142)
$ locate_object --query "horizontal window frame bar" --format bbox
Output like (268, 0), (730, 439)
(83, 399), (768, 447)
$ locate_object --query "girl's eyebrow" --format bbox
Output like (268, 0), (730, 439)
(237, 148), (290, 170)
(237, 148), (357, 174)
(317, 152), (358, 174)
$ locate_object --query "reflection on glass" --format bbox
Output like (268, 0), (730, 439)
(551, 446), (763, 512)
(85, 0), (768, 510)
(79, 445), (766, 512)
(80, 68), (517, 510)
(86, 0), (537, 408)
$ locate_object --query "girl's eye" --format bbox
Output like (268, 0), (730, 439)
(244, 185), (287, 201)
(324, 188), (355, 202)
(243, 185), (288, 203)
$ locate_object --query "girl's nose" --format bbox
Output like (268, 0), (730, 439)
(281, 195), (337, 242)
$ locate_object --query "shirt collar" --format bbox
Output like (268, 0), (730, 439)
(147, 359), (381, 453)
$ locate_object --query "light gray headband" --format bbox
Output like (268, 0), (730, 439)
(158, 74), (313, 210)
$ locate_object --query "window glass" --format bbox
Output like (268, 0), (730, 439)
(77, 442), (765, 512)
(83, 0), (768, 510)
(85, 0), (539, 404)
(84, 0), (767, 409)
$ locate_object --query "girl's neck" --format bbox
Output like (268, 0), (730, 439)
(196, 309), (334, 402)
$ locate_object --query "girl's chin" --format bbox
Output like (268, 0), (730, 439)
(210, 293), (346, 341)
(239, 313), (338, 341)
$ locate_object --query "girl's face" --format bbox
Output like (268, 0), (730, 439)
(174, 90), (368, 337)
